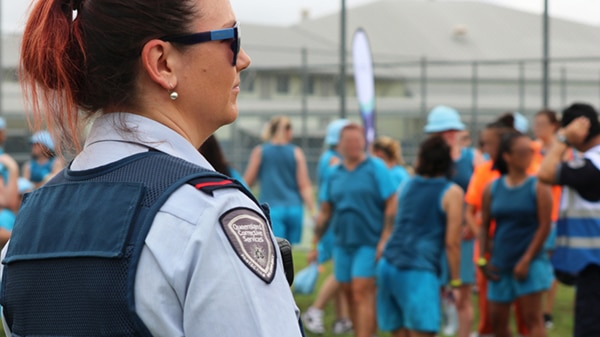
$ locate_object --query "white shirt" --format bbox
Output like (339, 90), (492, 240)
(2, 113), (302, 337)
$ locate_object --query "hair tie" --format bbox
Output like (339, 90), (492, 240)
(72, 0), (84, 11)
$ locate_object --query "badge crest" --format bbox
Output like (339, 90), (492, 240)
(220, 208), (276, 283)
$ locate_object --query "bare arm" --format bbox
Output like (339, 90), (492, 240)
(0, 228), (11, 249)
(465, 204), (480, 239)
(523, 183), (552, 263)
(0, 154), (20, 210)
(443, 185), (464, 282)
(537, 136), (568, 184)
(377, 193), (398, 259)
(539, 117), (590, 184)
(479, 184), (493, 262)
(295, 147), (316, 215)
(313, 202), (333, 244)
(243, 146), (262, 187)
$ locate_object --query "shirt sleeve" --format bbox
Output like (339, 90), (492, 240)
(318, 166), (334, 203)
(136, 185), (303, 337)
(557, 158), (600, 202)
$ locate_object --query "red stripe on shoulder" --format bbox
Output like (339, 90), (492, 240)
(195, 180), (234, 190)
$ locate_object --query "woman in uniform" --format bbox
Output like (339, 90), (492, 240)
(0, 0), (303, 336)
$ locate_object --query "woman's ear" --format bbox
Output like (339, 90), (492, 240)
(140, 39), (178, 91)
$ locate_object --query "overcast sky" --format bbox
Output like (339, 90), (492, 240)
(3, 0), (600, 32)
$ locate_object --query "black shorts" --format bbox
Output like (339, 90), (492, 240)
(575, 264), (600, 337)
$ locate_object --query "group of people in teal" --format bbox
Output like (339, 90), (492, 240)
(297, 104), (586, 337)
(0, 124), (64, 247)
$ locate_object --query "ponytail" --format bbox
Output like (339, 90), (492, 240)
(21, 0), (86, 154)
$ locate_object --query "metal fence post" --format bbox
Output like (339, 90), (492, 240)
(471, 61), (479, 133)
(301, 48), (309, 150)
(420, 56), (427, 117)
(519, 61), (526, 113)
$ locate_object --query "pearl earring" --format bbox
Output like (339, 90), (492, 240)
(169, 83), (179, 101)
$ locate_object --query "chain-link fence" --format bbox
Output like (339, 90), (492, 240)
(215, 46), (600, 180)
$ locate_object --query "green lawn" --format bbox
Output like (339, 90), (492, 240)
(292, 250), (575, 337)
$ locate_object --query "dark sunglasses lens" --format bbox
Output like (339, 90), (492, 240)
(231, 37), (240, 66)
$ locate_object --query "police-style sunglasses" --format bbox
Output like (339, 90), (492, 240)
(159, 22), (241, 66)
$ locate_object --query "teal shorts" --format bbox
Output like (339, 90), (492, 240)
(488, 257), (554, 303)
(269, 205), (303, 244)
(376, 259), (441, 333)
(333, 245), (377, 283)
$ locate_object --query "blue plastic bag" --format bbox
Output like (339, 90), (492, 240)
(293, 263), (319, 295)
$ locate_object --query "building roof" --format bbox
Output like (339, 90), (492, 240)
(241, 0), (600, 72)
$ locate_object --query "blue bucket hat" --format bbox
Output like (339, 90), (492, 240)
(325, 119), (351, 146)
(30, 131), (54, 151)
(513, 112), (529, 133)
(424, 105), (465, 133)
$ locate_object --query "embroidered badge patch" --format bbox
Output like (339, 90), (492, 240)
(220, 207), (276, 284)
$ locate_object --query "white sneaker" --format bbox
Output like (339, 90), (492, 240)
(441, 296), (458, 336)
(302, 307), (325, 334)
(332, 318), (353, 334)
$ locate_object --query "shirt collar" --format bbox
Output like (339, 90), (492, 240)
(76, 112), (213, 169)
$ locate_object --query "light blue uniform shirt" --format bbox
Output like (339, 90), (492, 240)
(1, 113), (302, 337)
(321, 157), (395, 247)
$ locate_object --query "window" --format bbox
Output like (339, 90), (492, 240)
(276, 74), (290, 94)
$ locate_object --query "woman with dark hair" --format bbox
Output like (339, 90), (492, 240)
(0, 0), (302, 336)
(199, 134), (247, 187)
(377, 135), (463, 337)
(465, 113), (533, 337)
(480, 132), (553, 337)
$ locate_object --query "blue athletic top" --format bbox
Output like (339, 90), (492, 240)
(321, 157), (395, 247)
(452, 147), (474, 192)
(0, 209), (15, 231)
(258, 144), (302, 207)
(229, 168), (249, 190)
(317, 150), (339, 198)
(490, 176), (540, 271)
(390, 165), (410, 188)
(30, 158), (55, 184)
(383, 176), (453, 275)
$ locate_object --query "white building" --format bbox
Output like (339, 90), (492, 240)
(3, 0), (600, 167)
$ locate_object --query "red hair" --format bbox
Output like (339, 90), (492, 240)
(20, 0), (196, 154)
(21, 0), (85, 154)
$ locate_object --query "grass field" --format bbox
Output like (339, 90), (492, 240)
(292, 250), (576, 337)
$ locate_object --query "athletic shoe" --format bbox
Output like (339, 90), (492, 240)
(332, 318), (353, 334)
(441, 294), (458, 336)
(302, 307), (325, 334)
(544, 313), (554, 329)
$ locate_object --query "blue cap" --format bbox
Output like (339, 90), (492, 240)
(0, 118), (6, 130)
(325, 119), (351, 146)
(30, 131), (54, 151)
(424, 105), (465, 133)
(17, 177), (34, 194)
(514, 112), (529, 133)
